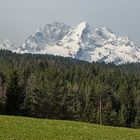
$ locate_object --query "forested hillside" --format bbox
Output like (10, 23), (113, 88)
(0, 50), (140, 128)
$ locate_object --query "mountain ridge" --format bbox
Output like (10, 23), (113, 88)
(0, 21), (140, 65)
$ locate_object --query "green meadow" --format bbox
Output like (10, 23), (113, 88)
(0, 115), (140, 140)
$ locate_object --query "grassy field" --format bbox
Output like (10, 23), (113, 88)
(0, 116), (140, 140)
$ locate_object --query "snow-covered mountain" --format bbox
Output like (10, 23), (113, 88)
(0, 22), (140, 65)
(21, 22), (72, 53)
(0, 39), (18, 52)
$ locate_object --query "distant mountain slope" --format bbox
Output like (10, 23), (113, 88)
(0, 39), (18, 52)
(0, 22), (140, 65)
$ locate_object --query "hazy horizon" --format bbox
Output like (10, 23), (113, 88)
(0, 0), (140, 46)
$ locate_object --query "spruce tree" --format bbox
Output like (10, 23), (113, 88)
(5, 71), (24, 115)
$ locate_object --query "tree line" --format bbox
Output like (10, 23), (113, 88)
(0, 50), (140, 128)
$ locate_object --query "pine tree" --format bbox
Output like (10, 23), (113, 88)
(118, 81), (136, 127)
(5, 71), (24, 115)
(94, 82), (110, 125)
(0, 72), (6, 114)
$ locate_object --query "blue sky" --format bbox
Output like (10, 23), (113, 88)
(0, 0), (139, 46)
